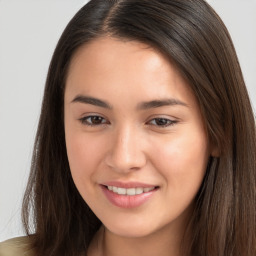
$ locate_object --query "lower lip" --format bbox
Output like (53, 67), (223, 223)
(101, 185), (157, 208)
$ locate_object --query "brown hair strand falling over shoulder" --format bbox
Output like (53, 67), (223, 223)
(22, 0), (256, 255)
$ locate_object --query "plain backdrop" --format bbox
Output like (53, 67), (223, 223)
(0, 0), (255, 241)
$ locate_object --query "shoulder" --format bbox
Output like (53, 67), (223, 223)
(0, 236), (35, 256)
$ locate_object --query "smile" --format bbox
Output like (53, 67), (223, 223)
(101, 184), (159, 208)
(107, 186), (155, 196)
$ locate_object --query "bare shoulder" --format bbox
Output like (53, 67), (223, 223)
(0, 236), (35, 256)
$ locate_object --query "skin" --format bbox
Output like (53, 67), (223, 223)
(64, 37), (215, 256)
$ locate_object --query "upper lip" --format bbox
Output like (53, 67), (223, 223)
(101, 181), (157, 188)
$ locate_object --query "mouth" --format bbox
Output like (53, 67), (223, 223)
(105, 185), (156, 196)
(101, 183), (159, 208)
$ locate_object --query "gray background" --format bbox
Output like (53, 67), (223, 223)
(0, 0), (255, 241)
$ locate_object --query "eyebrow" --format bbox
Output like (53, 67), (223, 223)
(137, 99), (188, 110)
(71, 95), (112, 109)
(71, 95), (188, 110)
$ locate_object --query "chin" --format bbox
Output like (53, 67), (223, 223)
(103, 216), (164, 238)
(108, 225), (154, 238)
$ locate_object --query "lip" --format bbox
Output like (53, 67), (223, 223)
(100, 182), (159, 209)
(102, 181), (157, 189)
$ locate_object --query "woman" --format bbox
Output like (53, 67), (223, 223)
(0, 0), (255, 255)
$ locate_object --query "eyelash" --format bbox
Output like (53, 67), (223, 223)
(79, 115), (109, 126)
(147, 118), (178, 128)
(79, 115), (178, 128)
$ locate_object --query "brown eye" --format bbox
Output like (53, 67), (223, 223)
(148, 118), (177, 127)
(79, 115), (108, 126)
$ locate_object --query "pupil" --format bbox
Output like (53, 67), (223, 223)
(156, 118), (167, 125)
(92, 116), (102, 124)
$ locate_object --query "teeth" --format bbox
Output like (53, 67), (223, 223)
(117, 187), (126, 195)
(136, 187), (143, 195)
(143, 187), (153, 192)
(107, 186), (155, 195)
(127, 188), (136, 196)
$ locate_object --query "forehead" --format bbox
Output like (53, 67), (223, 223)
(65, 36), (197, 108)
(67, 37), (171, 79)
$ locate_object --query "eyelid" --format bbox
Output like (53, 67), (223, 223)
(146, 116), (178, 128)
(78, 114), (110, 126)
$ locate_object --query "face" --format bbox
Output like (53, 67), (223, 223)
(64, 37), (212, 238)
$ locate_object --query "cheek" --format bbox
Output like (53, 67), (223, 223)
(151, 130), (209, 193)
(65, 130), (104, 187)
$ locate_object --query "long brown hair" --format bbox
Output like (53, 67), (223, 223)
(22, 0), (256, 255)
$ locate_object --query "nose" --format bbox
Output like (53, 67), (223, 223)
(105, 125), (147, 173)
